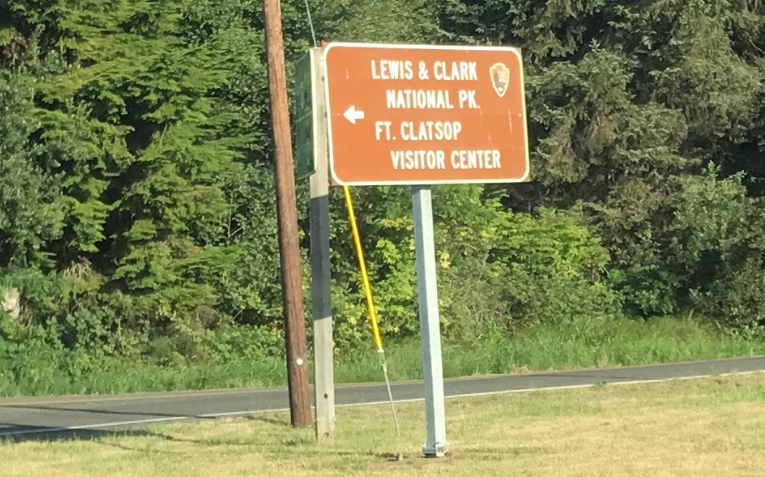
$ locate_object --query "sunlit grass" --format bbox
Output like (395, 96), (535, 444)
(3, 373), (765, 476)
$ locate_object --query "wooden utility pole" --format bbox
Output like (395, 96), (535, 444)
(262, 0), (312, 428)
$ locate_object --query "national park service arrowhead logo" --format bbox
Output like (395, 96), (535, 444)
(490, 63), (510, 97)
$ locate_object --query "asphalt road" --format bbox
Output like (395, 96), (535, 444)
(1, 356), (764, 440)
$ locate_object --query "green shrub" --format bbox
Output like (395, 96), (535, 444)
(691, 254), (765, 336)
(485, 206), (621, 334)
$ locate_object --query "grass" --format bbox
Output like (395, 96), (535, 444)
(2, 314), (765, 397)
(3, 373), (765, 476)
(336, 314), (765, 383)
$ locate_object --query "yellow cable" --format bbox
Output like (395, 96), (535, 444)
(343, 186), (400, 435)
(342, 185), (383, 350)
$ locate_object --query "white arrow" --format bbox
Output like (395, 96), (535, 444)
(343, 105), (365, 124)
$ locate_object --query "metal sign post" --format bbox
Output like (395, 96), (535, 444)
(305, 48), (336, 441)
(412, 184), (448, 457)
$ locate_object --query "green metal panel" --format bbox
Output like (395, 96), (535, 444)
(293, 50), (316, 181)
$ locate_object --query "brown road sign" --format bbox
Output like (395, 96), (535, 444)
(323, 43), (529, 186)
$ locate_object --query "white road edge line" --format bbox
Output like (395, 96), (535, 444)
(1, 369), (762, 438)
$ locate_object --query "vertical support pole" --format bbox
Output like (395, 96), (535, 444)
(262, 0), (312, 428)
(309, 47), (335, 441)
(411, 185), (448, 457)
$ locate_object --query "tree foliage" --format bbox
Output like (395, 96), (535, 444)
(3, 0), (765, 364)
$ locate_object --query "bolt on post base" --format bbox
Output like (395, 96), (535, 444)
(422, 441), (449, 458)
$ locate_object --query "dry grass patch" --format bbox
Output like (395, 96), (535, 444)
(3, 374), (765, 476)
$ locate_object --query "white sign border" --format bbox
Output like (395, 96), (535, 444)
(322, 42), (531, 186)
